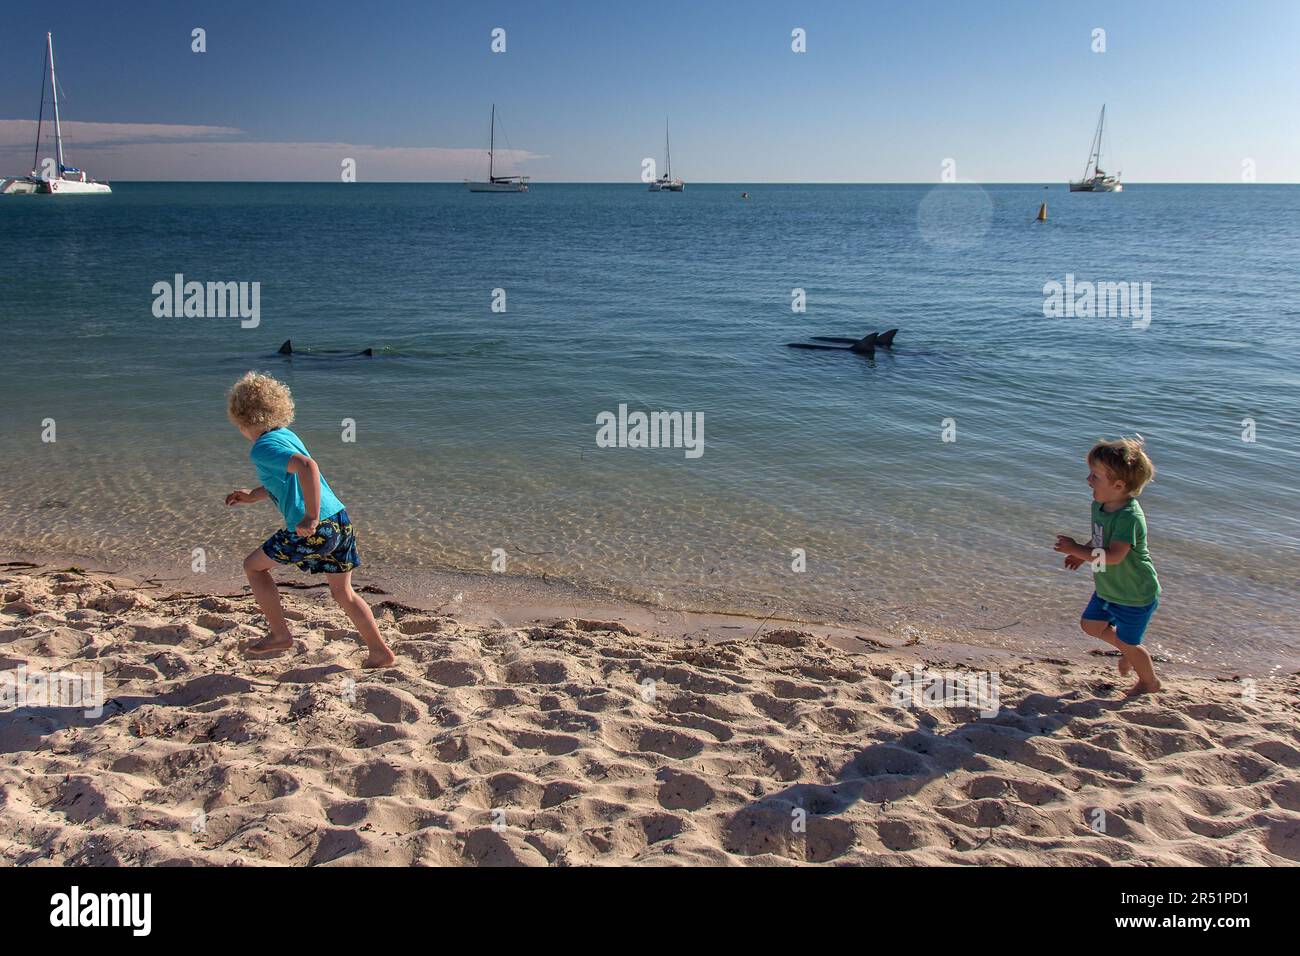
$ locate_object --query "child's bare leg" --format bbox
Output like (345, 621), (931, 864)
(1119, 643), (1160, 694)
(1080, 618), (1159, 693)
(243, 549), (293, 653)
(1080, 618), (1131, 675)
(327, 571), (395, 668)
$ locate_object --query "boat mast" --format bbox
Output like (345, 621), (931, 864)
(1094, 105), (1106, 174)
(489, 104), (495, 181)
(33, 37), (48, 173)
(1082, 106), (1105, 180)
(665, 120), (672, 180)
(48, 33), (64, 174)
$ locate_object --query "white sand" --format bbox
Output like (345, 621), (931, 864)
(1, 567), (1297, 866)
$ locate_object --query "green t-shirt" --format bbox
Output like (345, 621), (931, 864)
(1089, 498), (1161, 606)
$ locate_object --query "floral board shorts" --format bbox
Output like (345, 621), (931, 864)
(261, 510), (361, 574)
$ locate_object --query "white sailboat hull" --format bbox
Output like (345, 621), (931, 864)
(1069, 178), (1122, 193)
(1, 177), (41, 194)
(43, 178), (112, 195)
(465, 180), (528, 192)
(2, 177), (111, 195)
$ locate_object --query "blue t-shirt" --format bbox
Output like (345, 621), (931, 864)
(249, 428), (345, 530)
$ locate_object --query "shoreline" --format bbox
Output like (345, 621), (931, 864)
(1, 548), (1266, 680)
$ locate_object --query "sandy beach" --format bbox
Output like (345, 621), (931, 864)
(1, 561), (1296, 866)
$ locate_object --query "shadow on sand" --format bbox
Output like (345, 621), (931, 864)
(722, 688), (1136, 862)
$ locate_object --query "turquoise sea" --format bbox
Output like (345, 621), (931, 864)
(1, 183), (1296, 672)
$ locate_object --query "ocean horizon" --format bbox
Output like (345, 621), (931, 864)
(72, 180), (1298, 185)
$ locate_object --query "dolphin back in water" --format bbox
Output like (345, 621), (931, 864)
(277, 339), (374, 358)
(785, 329), (898, 354)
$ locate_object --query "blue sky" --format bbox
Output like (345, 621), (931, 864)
(1, 0), (1297, 181)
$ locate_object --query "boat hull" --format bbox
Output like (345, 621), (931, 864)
(465, 180), (528, 192)
(43, 178), (112, 195)
(1069, 180), (1122, 193)
(1, 177), (41, 195)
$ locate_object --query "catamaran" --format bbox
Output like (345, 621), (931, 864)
(648, 120), (684, 191)
(1, 33), (111, 195)
(465, 104), (528, 192)
(1069, 105), (1122, 193)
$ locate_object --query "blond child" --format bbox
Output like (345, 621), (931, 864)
(1054, 437), (1162, 695)
(225, 372), (395, 668)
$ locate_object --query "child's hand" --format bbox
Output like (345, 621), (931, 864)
(1063, 554), (1084, 570)
(1053, 535), (1081, 556)
(225, 489), (256, 505)
(294, 517), (318, 539)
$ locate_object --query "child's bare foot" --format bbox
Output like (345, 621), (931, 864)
(1125, 678), (1161, 696)
(362, 648), (396, 669)
(1118, 656), (1133, 677)
(244, 633), (293, 657)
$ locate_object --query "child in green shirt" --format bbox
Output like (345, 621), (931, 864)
(1054, 437), (1162, 695)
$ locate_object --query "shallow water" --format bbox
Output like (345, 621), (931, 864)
(1, 183), (1297, 671)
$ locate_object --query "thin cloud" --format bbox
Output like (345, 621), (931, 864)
(0, 120), (543, 181)
(0, 120), (244, 147)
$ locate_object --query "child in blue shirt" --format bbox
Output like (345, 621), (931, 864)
(225, 371), (395, 668)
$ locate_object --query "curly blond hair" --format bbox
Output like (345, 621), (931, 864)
(227, 371), (295, 432)
(1088, 436), (1155, 495)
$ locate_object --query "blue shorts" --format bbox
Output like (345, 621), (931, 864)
(1081, 591), (1158, 646)
(261, 509), (360, 575)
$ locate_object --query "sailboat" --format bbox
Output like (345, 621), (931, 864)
(1069, 105), (1122, 193)
(1, 33), (111, 195)
(648, 120), (684, 192)
(465, 104), (529, 192)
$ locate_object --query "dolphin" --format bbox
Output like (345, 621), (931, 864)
(808, 328), (898, 349)
(277, 339), (374, 357)
(785, 329), (897, 354)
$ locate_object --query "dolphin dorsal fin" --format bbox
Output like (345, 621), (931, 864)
(850, 332), (878, 354)
(877, 328), (898, 348)
(361, 348), (374, 356)
(277, 339), (293, 355)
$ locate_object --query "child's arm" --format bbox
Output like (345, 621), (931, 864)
(1054, 535), (1131, 564)
(286, 454), (322, 536)
(226, 486), (269, 505)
